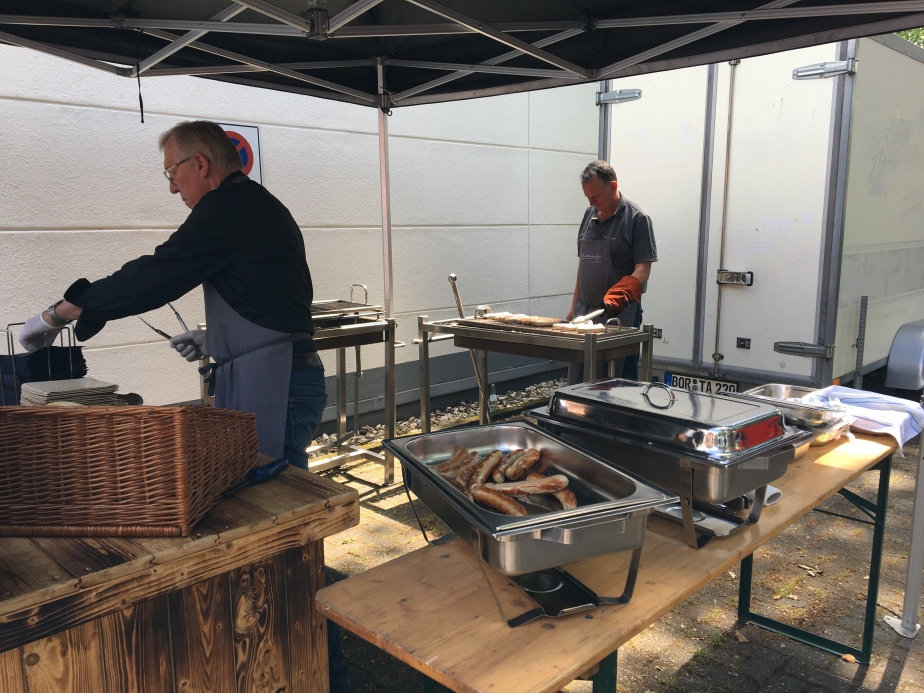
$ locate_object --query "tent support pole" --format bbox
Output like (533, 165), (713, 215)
(377, 57), (397, 483)
(377, 58), (394, 320)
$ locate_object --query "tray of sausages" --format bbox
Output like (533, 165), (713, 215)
(383, 421), (677, 576)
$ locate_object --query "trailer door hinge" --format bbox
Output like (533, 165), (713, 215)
(716, 270), (754, 286)
(595, 89), (642, 106)
(774, 342), (835, 359)
(792, 58), (856, 80)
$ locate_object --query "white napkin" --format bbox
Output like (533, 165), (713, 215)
(806, 386), (924, 453)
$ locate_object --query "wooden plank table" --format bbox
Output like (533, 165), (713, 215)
(0, 467), (359, 693)
(317, 434), (895, 693)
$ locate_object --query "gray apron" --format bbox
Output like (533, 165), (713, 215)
(202, 281), (295, 459)
(568, 215), (638, 385)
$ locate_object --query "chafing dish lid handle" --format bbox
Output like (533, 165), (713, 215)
(642, 382), (676, 410)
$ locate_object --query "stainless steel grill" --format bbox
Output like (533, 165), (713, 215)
(416, 315), (655, 431)
(530, 379), (813, 549)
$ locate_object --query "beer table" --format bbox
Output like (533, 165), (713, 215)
(317, 434), (895, 692)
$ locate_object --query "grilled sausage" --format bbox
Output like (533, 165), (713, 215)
(434, 448), (469, 473)
(492, 449), (525, 483)
(470, 450), (504, 487)
(485, 474), (569, 497)
(445, 476), (474, 500)
(505, 448), (541, 480)
(455, 454), (483, 486)
(471, 486), (529, 516)
(444, 452), (481, 480)
(527, 472), (578, 509)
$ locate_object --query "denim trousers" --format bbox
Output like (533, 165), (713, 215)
(284, 365), (327, 469)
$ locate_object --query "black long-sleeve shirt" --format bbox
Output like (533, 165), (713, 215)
(65, 171), (315, 350)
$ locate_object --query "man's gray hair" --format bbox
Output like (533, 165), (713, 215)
(158, 120), (243, 174)
(580, 160), (617, 185)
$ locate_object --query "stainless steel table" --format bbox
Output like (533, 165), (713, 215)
(416, 316), (654, 432)
(309, 317), (397, 485)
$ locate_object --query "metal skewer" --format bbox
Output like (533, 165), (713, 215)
(448, 274), (490, 423)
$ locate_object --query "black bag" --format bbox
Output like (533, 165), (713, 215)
(0, 346), (88, 405)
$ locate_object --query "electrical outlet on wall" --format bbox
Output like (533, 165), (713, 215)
(736, 337), (751, 349)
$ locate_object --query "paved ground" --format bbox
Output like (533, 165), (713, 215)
(322, 434), (924, 693)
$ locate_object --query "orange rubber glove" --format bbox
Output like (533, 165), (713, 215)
(603, 275), (643, 315)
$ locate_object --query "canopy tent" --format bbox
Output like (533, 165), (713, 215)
(3, 0), (924, 318)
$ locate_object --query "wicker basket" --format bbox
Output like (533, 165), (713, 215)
(0, 405), (259, 537)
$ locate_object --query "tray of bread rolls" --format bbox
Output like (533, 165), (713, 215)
(455, 313), (639, 338)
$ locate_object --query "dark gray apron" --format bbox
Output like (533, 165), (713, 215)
(568, 214), (638, 385)
(202, 281), (294, 459)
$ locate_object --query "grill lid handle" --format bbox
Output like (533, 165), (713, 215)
(642, 382), (676, 410)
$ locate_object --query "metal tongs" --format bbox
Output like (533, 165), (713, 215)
(569, 308), (605, 325)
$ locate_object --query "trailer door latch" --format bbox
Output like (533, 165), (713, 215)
(595, 89), (642, 106)
(792, 58), (857, 80)
(717, 270), (754, 286)
(774, 342), (835, 359)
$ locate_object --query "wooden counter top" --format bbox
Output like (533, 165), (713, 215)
(317, 434), (895, 693)
(0, 467), (359, 654)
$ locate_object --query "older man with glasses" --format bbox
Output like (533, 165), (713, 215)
(19, 120), (327, 472)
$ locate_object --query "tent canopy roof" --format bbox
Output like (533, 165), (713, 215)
(2, 0), (923, 107)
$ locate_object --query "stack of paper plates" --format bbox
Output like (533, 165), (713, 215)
(20, 378), (122, 407)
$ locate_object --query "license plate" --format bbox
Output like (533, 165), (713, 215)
(664, 372), (738, 394)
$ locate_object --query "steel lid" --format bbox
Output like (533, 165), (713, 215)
(548, 379), (787, 459)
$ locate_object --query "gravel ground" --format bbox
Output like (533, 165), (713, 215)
(319, 400), (924, 693)
(309, 379), (567, 450)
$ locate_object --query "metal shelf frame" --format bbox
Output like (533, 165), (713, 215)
(306, 318), (397, 485)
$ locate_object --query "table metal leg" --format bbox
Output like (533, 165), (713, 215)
(419, 316), (431, 434)
(591, 651), (617, 693)
(478, 349), (489, 425)
(885, 434), (924, 638)
(583, 334), (598, 383)
(337, 347), (347, 448)
(640, 324), (653, 381)
(383, 318), (396, 485)
(737, 456), (891, 664)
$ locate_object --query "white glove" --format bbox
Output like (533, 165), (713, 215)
(18, 313), (64, 353)
(168, 329), (209, 362)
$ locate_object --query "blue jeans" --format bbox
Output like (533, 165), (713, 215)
(284, 365), (327, 470)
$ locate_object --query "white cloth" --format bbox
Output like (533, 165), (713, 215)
(806, 386), (924, 453)
(168, 329), (209, 362)
(18, 313), (64, 353)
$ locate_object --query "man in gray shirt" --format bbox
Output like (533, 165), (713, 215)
(567, 160), (657, 383)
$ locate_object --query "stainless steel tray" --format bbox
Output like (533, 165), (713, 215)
(736, 384), (848, 429)
(383, 421), (676, 576)
(548, 379), (788, 460)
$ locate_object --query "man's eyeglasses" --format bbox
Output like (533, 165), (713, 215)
(163, 155), (193, 182)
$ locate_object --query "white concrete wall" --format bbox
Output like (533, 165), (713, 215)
(0, 44), (597, 405)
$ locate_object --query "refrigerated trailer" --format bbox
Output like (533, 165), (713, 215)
(598, 34), (924, 392)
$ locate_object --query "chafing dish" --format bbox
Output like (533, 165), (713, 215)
(383, 420), (676, 577)
(529, 379), (813, 549)
(734, 384), (848, 429)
